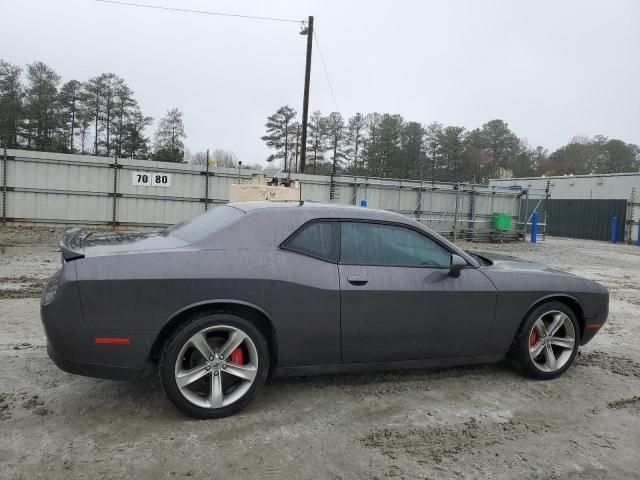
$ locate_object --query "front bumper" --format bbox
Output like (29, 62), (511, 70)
(579, 292), (609, 346)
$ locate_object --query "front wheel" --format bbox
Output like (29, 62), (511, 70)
(510, 302), (580, 380)
(160, 313), (270, 419)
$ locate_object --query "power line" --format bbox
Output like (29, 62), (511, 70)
(94, 0), (302, 23)
(313, 29), (339, 112)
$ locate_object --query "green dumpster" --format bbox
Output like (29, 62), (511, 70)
(491, 212), (511, 230)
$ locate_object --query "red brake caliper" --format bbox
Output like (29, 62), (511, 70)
(230, 347), (244, 365)
(529, 329), (538, 347)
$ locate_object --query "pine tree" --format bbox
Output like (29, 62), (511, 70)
(346, 113), (365, 176)
(307, 110), (327, 173)
(325, 112), (346, 175)
(98, 73), (124, 156)
(153, 108), (186, 162)
(376, 114), (404, 177)
(261, 105), (297, 170)
(58, 80), (82, 152)
(112, 82), (136, 156)
(82, 75), (105, 155)
(23, 62), (61, 151)
(121, 108), (152, 158)
(362, 113), (381, 177)
(0, 60), (22, 148)
(399, 121), (425, 179)
(423, 122), (443, 180)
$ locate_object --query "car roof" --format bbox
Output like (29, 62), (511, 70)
(226, 200), (408, 222)
(213, 201), (479, 268)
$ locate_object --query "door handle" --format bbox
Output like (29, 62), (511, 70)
(347, 275), (368, 286)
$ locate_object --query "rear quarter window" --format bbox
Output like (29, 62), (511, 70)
(282, 221), (339, 262)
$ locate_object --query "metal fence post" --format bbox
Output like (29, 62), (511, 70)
(204, 150), (210, 211)
(467, 186), (477, 240)
(611, 216), (617, 244)
(453, 183), (461, 242)
(112, 155), (119, 229)
(531, 210), (538, 244)
(543, 180), (551, 241)
(522, 189), (529, 239)
(352, 174), (358, 205)
(1, 148), (7, 223)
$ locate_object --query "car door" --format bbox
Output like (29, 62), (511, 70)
(338, 221), (497, 363)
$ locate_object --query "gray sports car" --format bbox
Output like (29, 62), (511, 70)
(41, 201), (609, 418)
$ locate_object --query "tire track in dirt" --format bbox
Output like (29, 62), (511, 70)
(0, 276), (47, 299)
(575, 350), (640, 377)
(361, 417), (547, 464)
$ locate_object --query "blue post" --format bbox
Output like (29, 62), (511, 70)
(360, 199), (367, 207)
(637, 221), (640, 246)
(611, 217), (617, 244)
(531, 210), (538, 244)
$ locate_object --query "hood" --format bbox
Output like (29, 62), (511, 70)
(470, 251), (569, 275)
(60, 228), (188, 260)
(471, 250), (608, 297)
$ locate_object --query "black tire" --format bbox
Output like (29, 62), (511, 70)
(510, 301), (580, 380)
(160, 312), (270, 419)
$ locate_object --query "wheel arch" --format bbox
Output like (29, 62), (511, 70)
(521, 294), (585, 339)
(149, 300), (279, 372)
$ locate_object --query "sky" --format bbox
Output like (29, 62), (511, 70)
(1, 0), (639, 165)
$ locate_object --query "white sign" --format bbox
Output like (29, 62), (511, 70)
(132, 171), (171, 187)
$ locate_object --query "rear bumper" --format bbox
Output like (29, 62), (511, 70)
(47, 344), (144, 380)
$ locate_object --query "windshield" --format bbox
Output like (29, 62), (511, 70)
(165, 205), (244, 243)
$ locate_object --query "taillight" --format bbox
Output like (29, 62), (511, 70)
(42, 270), (62, 305)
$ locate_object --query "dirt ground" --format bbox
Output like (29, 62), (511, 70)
(1, 225), (639, 479)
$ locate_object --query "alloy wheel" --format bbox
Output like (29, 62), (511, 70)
(528, 310), (576, 373)
(174, 325), (259, 409)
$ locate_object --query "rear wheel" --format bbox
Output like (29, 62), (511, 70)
(510, 302), (579, 379)
(160, 313), (269, 419)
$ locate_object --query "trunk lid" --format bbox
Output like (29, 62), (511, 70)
(60, 228), (188, 261)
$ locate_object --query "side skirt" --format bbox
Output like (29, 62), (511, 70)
(273, 354), (505, 378)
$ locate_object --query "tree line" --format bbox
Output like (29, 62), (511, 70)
(0, 59), (186, 162)
(262, 106), (640, 182)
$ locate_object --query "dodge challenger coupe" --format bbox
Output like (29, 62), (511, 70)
(41, 201), (609, 418)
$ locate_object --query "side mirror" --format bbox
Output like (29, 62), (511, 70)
(449, 254), (467, 278)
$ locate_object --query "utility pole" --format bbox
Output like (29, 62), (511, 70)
(294, 124), (300, 173)
(299, 15), (314, 173)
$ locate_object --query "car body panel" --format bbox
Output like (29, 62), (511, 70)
(75, 249), (341, 367)
(339, 264), (497, 362)
(40, 201), (609, 381)
(475, 252), (609, 354)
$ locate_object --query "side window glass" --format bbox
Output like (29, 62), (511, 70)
(284, 221), (339, 262)
(340, 222), (451, 267)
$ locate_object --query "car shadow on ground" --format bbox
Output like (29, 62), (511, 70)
(51, 360), (520, 420)
(266, 360), (516, 388)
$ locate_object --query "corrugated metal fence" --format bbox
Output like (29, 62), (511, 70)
(545, 199), (627, 241)
(1, 149), (530, 240)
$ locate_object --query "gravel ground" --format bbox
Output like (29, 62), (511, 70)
(1, 226), (640, 479)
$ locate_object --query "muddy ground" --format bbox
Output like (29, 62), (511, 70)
(1, 225), (639, 479)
